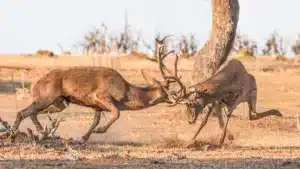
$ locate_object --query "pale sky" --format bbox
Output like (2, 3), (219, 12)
(1, 0), (300, 56)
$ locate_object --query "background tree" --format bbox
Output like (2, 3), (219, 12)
(233, 32), (257, 57)
(262, 31), (285, 57)
(189, 34), (198, 57)
(179, 36), (189, 58)
(292, 34), (300, 55)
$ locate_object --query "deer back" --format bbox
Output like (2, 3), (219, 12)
(32, 67), (129, 102)
(188, 59), (248, 94)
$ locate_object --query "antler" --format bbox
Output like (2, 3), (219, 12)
(156, 36), (186, 104)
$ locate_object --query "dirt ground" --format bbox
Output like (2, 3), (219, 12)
(0, 55), (300, 169)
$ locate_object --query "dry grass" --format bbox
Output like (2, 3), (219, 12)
(0, 54), (300, 168)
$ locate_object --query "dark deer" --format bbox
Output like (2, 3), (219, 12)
(9, 37), (184, 142)
(171, 59), (261, 147)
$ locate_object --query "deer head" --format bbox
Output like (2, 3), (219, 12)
(182, 89), (209, 124)
(165, 80), (209, 124)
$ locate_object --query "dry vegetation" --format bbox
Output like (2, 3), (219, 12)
(0, 54), (299, 168)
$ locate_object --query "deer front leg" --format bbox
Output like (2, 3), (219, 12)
(30, 97), (69, 134)
(219, 108), (234, 147)
(11, 98), (55, 134)
(93, 98), (120, 133)
(184, 103), (214, 148)
(219, 93), (243, 147)
(213, 101), (225, 128)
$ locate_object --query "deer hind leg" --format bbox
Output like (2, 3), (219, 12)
(247, 89), (257, 120)
(11, 97), (56, 133)
(81, 109), (101, 141)
(30, 97), (69, 133)
(93, 97), (120, 134)
(184, 103), (214, 147)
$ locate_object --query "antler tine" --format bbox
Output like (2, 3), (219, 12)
(157, 42), (172, 80)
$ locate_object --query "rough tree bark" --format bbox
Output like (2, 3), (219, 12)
(192, 0), (240, 84)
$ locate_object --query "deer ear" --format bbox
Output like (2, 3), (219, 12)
(141, 69), (161, 87)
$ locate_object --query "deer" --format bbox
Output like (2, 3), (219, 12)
(8, 36), (185, 142)
(170, 59), (263, 147)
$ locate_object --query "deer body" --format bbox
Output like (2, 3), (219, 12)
(189, 59), (253, 94)
(184, 59), (257, 147)
(34, 67), (162, 111)
(188, 59), (257, 112)
(10, 67), (171, 141)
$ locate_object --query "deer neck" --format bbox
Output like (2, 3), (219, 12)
(128, 85), (162, 106)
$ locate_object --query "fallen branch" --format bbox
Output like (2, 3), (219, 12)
(0, 115), (65, 143)
(41, 115), (65, 139)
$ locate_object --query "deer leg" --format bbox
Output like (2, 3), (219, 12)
(30, 97), (69, 133)
(184, 103), (214, 147)
(81, 110), (101, 141)
(93, 98), (120, 133)
(213, 101), (225, 128)
(219, 93), (243, 146)
(247, 89), (258, 120)
(29, 115), (43, 133)
(219, 108), (233, 146)
(11, 98), (55, 133)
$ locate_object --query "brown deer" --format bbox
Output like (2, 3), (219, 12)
(9, 37), (184, 142)
(172, 59), (262, 147)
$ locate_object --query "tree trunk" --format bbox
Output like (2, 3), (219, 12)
(192, 0), (240, 84)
